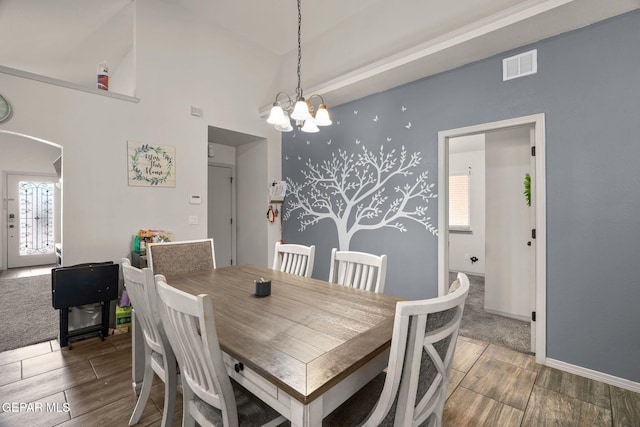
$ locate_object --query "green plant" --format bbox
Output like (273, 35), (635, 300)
(524, 173), (531, 206)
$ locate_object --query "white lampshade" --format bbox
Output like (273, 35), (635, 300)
(291, 100), (312, 121)
(314, 104), (332, 126)
(275, 112), (293, 132)
(300, 118), (319, 133)
(267, 104), (286, 125)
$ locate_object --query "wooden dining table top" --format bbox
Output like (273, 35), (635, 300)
(163, 264), (402, 404)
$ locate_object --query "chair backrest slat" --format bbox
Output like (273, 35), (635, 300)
(293, 254), (306, 276)
(272, 242), (316, 277)
(364, 265), (376, 291)
(328, 249), (388, 293)
(148, 239), (216, 276)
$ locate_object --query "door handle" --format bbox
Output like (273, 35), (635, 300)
(527, 241), (531, 246)
(9, 225), (14, 228)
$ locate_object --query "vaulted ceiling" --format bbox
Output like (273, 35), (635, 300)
(1, 0), (638, 108)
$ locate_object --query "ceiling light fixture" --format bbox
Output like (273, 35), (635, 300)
(266, 0), (332, 133)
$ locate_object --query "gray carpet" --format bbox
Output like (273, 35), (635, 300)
(0, 274), (57, 352)
(452, 272), (532, 354)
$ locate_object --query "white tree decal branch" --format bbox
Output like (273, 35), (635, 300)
(284, 144), (438, 250)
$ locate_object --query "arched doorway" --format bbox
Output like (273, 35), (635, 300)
(0, 130), (62, 271)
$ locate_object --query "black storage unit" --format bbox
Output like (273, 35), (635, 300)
(51, 262), (119, 347)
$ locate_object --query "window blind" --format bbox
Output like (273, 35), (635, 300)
(449, 172), (470, 230)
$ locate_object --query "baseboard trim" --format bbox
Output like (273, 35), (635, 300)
(484, 307), (530, 322)
(450, 270), (485, 278)
(545, 358), (640, 393)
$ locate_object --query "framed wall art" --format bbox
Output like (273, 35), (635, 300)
(127, 141), (176, 187)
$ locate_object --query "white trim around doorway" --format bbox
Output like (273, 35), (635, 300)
(437, 113), (546, 364)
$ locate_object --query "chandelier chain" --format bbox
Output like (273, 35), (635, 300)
(296, 0), (302, 100)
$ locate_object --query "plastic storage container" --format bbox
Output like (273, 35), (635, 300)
(97, 62), (109, 91)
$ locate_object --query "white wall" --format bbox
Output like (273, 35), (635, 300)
(208, 143), (235, 166)
(448, 135), (486, 275)
(110, 46), (136, 97)
(0, 133), (62, 270)
(237, 141), (268, 266)
(484, 127), (531, 319)
(0, 0), (282, 268)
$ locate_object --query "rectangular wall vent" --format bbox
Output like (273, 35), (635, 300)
(503, 49), (537, 81)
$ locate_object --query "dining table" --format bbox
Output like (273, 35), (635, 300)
(131, 264), (402, 427)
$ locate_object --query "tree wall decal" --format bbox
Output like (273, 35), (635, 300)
(284, 144), (438, 250)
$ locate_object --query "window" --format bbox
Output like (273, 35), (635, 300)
(449, 171), (470, 231)
(18, 181), (55, 255)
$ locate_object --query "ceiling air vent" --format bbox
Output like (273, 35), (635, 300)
(503, 49), (537, 81)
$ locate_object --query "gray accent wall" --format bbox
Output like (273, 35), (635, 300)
(282, 10), (640, 382)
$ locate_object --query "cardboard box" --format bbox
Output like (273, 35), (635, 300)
(115, 305), (132, 331)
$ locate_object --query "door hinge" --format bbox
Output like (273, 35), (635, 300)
(531, 146), (536, 156)
(230, 259), (233, 265)
(532, 228), (536, 239)
(230, 176), (233, 184)
(230, 218), (233, 224)
(532, 311), (536, 322)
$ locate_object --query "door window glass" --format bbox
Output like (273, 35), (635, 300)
(19, 181), (55, 255)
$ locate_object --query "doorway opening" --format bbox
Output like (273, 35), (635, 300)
(438, 114), (546, 363)
(207, 125), (267, 267)
(1, 129), (62, 271)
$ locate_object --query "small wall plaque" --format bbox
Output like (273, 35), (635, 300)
(127, 141), (176, 187)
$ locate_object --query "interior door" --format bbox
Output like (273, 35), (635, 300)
(7, 174), (59, 268)
(208, 165), (233, 267)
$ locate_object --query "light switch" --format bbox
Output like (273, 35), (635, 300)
(190, 195), (202, 205)
(188, 215), (198, 225)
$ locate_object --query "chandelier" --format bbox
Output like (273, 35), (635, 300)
(266, 0), (332, 133)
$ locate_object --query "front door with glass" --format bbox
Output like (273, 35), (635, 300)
(7, 174), (59, 268)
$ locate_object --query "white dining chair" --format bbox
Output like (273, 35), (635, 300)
(147, 238), (216, 276)
(323, 272), (470, 427)
(121, 258), (177, 427)
(155, 275), (287, 427)
(328, 248), (388, 293)
(272, 241), (315, 277)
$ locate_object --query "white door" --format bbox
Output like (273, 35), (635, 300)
(7, 174), (59, 268)
(208, 165), (233, 267)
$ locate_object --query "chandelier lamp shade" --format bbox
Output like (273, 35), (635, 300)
(266, 0), (332, 133)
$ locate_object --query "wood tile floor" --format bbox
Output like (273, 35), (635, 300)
(0, 333), (638, 426)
